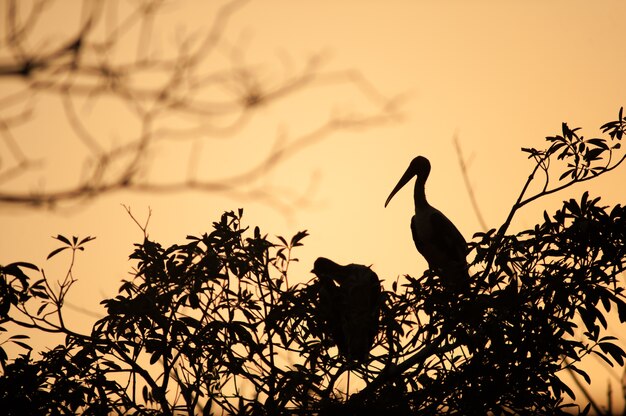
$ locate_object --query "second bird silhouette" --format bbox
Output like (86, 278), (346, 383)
(385, 156), (469, 286)
(312, 257), (381, 363)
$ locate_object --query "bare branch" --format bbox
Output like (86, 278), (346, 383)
(0, 0), (401, 213)
(122, 203), (152, 238)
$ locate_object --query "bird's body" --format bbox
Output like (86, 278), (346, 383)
(385, 156), (468, 284)
(312, 257), (381, 362)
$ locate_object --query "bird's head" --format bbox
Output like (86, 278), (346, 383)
(384, 155), (431, 207)
(312, 257), (343, 281)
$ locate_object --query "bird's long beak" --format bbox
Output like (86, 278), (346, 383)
(384, 167), (415, 207)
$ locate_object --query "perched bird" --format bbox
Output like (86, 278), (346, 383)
(384, 156), (468, 285)
(312, 257), (381, 363)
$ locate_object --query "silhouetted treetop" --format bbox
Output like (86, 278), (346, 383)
(1, 109), (626, 415)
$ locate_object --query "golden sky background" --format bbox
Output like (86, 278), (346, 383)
(1, 0), (626, 410)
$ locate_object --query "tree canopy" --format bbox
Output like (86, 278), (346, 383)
(1, 109), (626, 415)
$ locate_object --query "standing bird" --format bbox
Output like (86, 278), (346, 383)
(312, 257), (381, 363)
(384, 156), (469, 285)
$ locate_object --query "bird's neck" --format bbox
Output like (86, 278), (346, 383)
(414, 178), (428, 210)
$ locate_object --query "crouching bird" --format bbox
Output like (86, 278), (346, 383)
(384, 156), (469, 286)
(312, 257), (381, 363)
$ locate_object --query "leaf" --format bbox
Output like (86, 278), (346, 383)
(10, 262), (39, 271)
(53, 234), (71, 245)
(521, 147), (540, 157)
(568, 365), (591, 384)
(598, 335), (618, 342)
(79, 235), (96, 245)
(599, 342), (626, 366)
(2, 263), (29, 285)
(101, 359), (122, 371)
(587, 138), (609, 149)
(149, 349), (162, 365)
(616, 298), (626, 322)
(290, 230), (309, 247)
(561, 122), (571, 139)
(559, 169), (574, 181)
(580, 402), (591, 416)
(12, 340), (33, 350)
(551, 375), (575, 399)
(142, 385), (150, 403)
(47, 246), (69, 260)
(549, 142), (566, 153)
(585, 147), (605, 162)
(578, 306), (598, 337)
(188, 293), (200, 309)
(180, 316), (200, 329)
(37, 303), (50, 316)
(600, 292), (611, 313)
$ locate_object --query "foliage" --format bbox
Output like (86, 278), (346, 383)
(1, 109), (626, 415)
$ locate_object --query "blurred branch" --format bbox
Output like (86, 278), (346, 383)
(562, 358), (607, 416)
(0, 106), (397, 215)
(452, 134), (487, 231)
(0, 0), (402, 213)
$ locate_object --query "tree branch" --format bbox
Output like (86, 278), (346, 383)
(0, 0), (401, 213)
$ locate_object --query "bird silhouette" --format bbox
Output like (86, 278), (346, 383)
(312, 257), (381, 363)
(385, 156), (468, 285)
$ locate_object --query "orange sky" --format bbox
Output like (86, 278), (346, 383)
(1, 0), (626, 410)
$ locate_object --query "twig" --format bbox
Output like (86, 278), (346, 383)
(122, 204), (152, 238)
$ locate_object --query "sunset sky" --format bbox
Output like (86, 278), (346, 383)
(1, 0), (626, 410)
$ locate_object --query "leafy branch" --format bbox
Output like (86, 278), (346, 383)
(481, 108), (626, 280)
